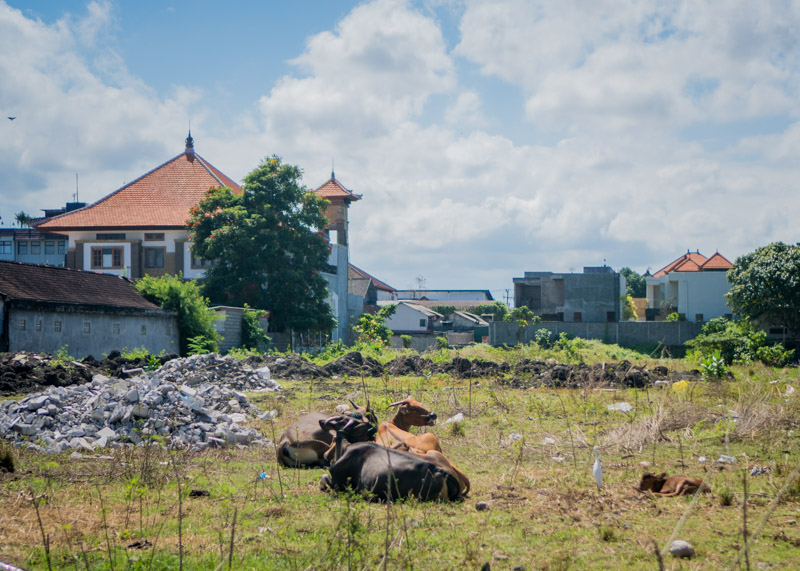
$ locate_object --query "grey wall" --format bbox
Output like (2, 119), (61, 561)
(5, 304), (179, 358)
(490, 320), (703, 347)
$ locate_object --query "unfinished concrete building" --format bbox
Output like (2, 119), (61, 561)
(513, 266), (626, 322)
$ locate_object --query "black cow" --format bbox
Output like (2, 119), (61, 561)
(320, 442), (462, 502)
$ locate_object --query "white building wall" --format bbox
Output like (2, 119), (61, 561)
(384, 303), (430, 333)
(646, 271), (732, 321)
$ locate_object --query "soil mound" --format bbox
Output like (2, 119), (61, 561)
(322, 351), (384, 377)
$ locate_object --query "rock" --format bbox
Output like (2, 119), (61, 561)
(669, 540), (695, 559)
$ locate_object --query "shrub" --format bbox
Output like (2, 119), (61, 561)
(686, 317), (793, 366)
(699, 350), (727, 379)
(353, 305), (397, 346)
(401, 334), (412, 349)
(534, 328), (552, 348)
(665, 312), (685, 322)
(241, 305), (270, 351)
(187, 335), (219, 355)
(135, 273), (220, 356)
(436, 336), (449, 349)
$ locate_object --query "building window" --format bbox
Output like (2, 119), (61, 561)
(606, 311), (616, 322)
(695, 314), (704, 323)
(17, 319), (25, 331)
(144, 247), (165, 268)
(36, 320), (42, 331)
(113, 323), (120, 335)
(31, 241), (41, 254)
(54, 321), (62, 333)
(141, 325), (147, 335)
(573, 312), (582, 322)
(17, 241), (27, 255)
(83, 322), (91, 334)
(419, 318), (427, 327)
(190, 252), (214, 269)
(96, 233), (125, 240)
(0, 241), (11, 254)
(45, 241), (55, 254)
(145, 233), (165, 241)
(57, 241), (65, 254)
(91, 247), (123, 269)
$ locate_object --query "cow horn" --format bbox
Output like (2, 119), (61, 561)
(387, 399), (405, 408)
(349, 399), (358, 410)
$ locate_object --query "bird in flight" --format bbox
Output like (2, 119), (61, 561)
(8, 117), (15, 121)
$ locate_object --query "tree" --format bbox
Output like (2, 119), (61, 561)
(726, 242), (800, 339)
(504, 306), (541, 327)
(135, 273), (219, 356)
(14, 211), (32, 228)
(187, 156), (335, 333)
(353, 304), (397, 346)
(620, 267), (646, 298)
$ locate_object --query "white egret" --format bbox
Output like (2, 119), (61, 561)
(592, 446), (603, 489)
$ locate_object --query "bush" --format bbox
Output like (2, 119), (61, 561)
(436, 336), (449, 349)
(686, 317), (793, 366)
(241, 305), (270, 351)
(401, 334), (412, 349)
(135, 273), (220, 356)
(534, 328), (552, 348)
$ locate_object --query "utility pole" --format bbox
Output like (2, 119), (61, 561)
(505, 288), (512, 308)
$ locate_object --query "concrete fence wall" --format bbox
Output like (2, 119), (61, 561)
(489, 320), (703, 347)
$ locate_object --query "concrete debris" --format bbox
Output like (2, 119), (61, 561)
(606, 402), (633, 413)
(669, 540), (695, 559)
(0, 353), (280, 453)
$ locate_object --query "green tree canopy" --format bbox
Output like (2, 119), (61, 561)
(187, 156), (335, 333)
(620, 267), (646, 298)
(726, 242), (800, 338)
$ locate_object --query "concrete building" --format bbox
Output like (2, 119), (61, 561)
(0, 228), (68, 266)
(395, 289), (494, 302)
(645, 250), (733, 322)
(380, 301), (443, 334)
(0, 261), (178, 357)
(513, 266), (626, 322)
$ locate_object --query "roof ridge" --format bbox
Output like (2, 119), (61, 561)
(194, 153), (228, 188)
(0, 259), (133, 280)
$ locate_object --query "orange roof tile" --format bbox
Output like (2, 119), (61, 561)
(701, 252), (733, 271)
(313, 175), (361, 203)
(35, 151), (241, 231)
(653, 250), (732, 276)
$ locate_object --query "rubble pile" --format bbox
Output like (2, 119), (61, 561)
(0, 354), (280, 453)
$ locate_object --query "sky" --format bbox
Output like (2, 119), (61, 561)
(1, 0), (799, 301)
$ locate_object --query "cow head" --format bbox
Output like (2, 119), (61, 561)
(320, 413), (377, 463)
(637, 472), (667, 492)
(388, 397), (437, 426)
(349, 399), (379, 428)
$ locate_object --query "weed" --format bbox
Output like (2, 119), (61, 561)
(448, 421), (466, 437)
(719, 487), (735, 506)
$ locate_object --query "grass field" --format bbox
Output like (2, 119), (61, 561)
(1, 344), (799, 570)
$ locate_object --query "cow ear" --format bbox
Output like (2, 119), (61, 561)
(657, 472), (666, 479)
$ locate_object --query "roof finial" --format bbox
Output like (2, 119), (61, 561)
(331, 157), (335, 181)
(185, 129), (195, 157)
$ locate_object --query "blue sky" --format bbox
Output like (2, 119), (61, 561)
(2, 0), (799, 298)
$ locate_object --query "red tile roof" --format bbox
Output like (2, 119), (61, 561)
(701, 252), (733, 271)
(35, 151), (241, 231)
(653, 250), (732, 277)
(349, 264), (395, 292)
(314, 175), (361, 203)
(0, 261), (160, 309)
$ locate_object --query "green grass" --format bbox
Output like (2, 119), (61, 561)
(1, 350), (799, 569)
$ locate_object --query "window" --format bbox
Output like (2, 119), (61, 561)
(144, 247), (165, 268)
(36, 320), (42, 331)
(54, 321), (62, 333)
(113, 323), (120, 335)
(96, 233), (125, 240)
(606, 311), (616, 322)
(17, 241), (27, 255)
(695, 314), (704, 323)
(141, 325), (147, 335)
(57, 241), (65, 254)
(17, 319), (25, 331)
(573, 312), (582, 322)
(30, 241), (41, 254)
(91, 247), (123, 269)
(145, 233), (165, 241)
(419, 318), (427, 327)
(190, 252), (214, 269)
(83, 322), (91, 334)
(0, 241), (11, 254)
(45, 241), (55, 254)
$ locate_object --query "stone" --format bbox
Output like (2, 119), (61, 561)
(669, 540), (695, 559)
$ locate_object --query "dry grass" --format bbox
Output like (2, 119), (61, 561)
(2, 366), (800, 569)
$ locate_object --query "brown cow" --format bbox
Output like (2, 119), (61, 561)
(376, 397), (441, 453)
(637, 472), (710, 497)
(375, 397), (469, 496)
(277, 402), (377, 468)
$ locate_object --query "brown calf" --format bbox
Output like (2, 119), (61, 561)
(637, 472), (710, 497)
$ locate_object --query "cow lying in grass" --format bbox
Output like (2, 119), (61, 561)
(637, 472), (710, 496)
(375, 397), (469, 497)
(277, 402), (377, 468)
(320, 442), (462, 502)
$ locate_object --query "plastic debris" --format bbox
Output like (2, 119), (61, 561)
(509, 432), (523, 441)
(543, 437), (556, 446)
(698, 456), (708, 463)
(443, 413), (465, 424)
(717, 455), (736, 463)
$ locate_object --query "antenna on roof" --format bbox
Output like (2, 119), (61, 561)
(75, 173), (79, 203)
